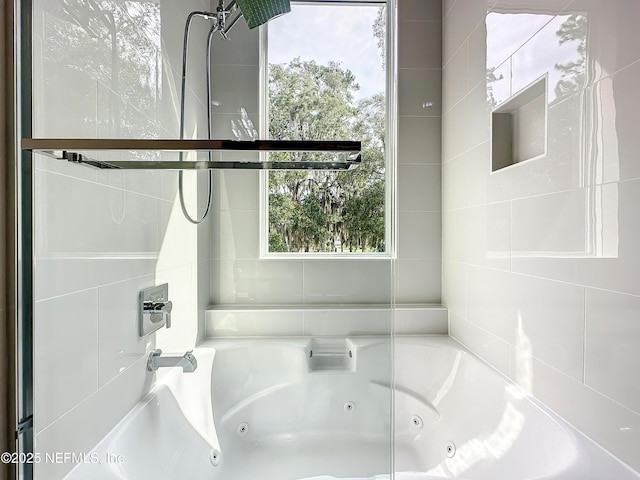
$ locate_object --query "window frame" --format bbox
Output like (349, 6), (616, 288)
(258, 0), (397, 259)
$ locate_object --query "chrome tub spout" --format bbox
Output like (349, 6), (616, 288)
(147, 349), (197, 373)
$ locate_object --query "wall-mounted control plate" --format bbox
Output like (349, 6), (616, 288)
(140, 283), (169, 337)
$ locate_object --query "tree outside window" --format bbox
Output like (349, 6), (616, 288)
(267, 4), (387, 253)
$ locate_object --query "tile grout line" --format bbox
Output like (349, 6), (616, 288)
(95, 287), (101, 391)
(509, 200), (513, 273)
(582, 288), (587, 385)
(444, 258), (640, 301)
(443, 178), (640, 213)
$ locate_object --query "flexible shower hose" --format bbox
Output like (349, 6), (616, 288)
(178, 11), (217, 224)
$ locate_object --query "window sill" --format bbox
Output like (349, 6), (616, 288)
(260, 252), (392, 261)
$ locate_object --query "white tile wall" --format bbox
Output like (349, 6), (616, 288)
(34, 356), (154, 480)
(398, 116), (441, 164)
(217, 258), (305, 304)
(206, 308), (305, 336)
(398, 212), (441, 259)
(397, 164), (442, 212)
(206, 304), (447, 337)
(510, 351), (640, 472)
(442, 0), (640, 471)
(97, 275), (156, 387)
(442, 83), (489, 160)
(303, 260), (392, 304)
(34, 291), (99, 432)
(511, 188), (587, 255)
(467, 23), (487, 90)
(443, 202), (511, 270)
(211, 65), (260, 115)
(196, 260), (211, 344)
(32, 0), (212, 476)
(395, 0), (443, 305)
(442, 44), (467, 109)
(154, 264), (202, 352)
(400, 0), (442, 21)
(396, 258), (442, 304)
(398, 21), (442, 69)
(443, 0), (493, 66)
(441, 260), (467, 318)
(449, 313), (511, 376)
(303, 308), (392, 336)
(213, 210), (259, 259)
(585, 288), (640, 415)
(394, 305), (448, 334)
(398, 68), (442, 116)
(466, 267), (585, 380)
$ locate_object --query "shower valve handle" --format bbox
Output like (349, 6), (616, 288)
(143, 300), (173, 328)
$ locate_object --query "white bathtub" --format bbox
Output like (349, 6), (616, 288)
(65, 337), (639, 480)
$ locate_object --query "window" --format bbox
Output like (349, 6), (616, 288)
(262, 2), (389, 255)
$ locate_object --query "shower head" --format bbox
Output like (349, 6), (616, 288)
(235, 0), (291, 29)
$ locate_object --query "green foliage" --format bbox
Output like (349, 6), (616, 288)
(344, 181), (385, 252)
(43, 1), (162, 140)
(486, 67), (504, 109)
(293, 195), (331, 252)
(269, 58), (359, 145)
(373, 7), (386, 70)
(554, 14), (587, 99)
(267, 56), (386, 253)
(268, 232), (289, 252)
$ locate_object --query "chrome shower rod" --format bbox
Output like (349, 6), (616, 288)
(21, 138), (361, 152)
(21, 138), (362, 171)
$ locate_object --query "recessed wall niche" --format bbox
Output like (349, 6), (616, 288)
(491, 76), (547, 172)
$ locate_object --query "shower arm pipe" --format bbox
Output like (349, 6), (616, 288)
(221, 10), (243, 39)
(220, 1), (242, 38)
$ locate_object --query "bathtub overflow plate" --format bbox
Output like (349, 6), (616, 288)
(446, 441), (456, 458)
(237, 422), (249, 436)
